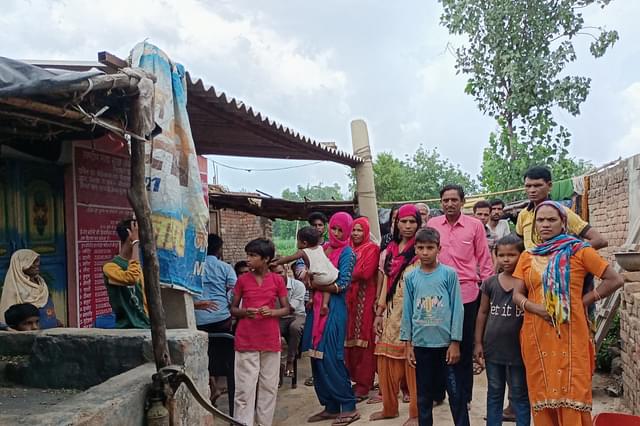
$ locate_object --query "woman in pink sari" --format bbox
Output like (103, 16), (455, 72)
(345, 217), (380, 401)
(304, 212), (360, 426)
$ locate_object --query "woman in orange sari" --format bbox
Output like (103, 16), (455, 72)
(512, 201), (623, 425)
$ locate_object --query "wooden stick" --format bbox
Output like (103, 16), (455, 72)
(0, 97), (123, 131)
(128, 82), (172, 371)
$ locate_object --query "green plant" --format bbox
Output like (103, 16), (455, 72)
(596, 313), (620, 372)
(274, 238), (297, 257)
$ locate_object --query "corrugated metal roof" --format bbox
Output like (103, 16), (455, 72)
(186, 73), (362, 167)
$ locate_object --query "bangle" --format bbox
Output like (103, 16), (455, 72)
(131, 239), (140, 245)
(520, 298), (528, 312)
(333, 283), (340, 293)
(593, 288), (602, 301)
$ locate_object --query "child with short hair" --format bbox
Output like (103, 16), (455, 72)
(4, 303), (40, 331)
(271, 226), (338, 315)
(230, 238), (291, 426)
(400, 227), (465, 426)
(474, 235), (530, 426)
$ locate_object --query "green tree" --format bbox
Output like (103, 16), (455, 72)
(439, 0), (616, 193)
(360, 146), (478, 204)
(273, 183), (345, 241)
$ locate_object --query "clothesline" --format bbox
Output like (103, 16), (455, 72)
(376, 186), (526, 205)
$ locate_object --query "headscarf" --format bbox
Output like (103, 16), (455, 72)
(325, 212), (353, 266)
(530, 201), (589, 334)
(350, 217), (374, 256)
(384, 204), (420, 303)
(0, 249), (49, 323)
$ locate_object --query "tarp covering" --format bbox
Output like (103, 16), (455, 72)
(0, 56), (102, 97)
(130, 42), (208, 295)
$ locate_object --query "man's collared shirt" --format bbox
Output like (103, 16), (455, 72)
(427, 214), (494, 304)
(194, 255), (237, 326)
(516, 201), (589, 250)
(286, 277), (306, 316)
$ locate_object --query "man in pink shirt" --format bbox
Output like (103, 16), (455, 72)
(427, 184), (493, 413)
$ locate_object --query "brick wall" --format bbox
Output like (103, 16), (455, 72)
(587, 161), (630, 263)
(214, 209), (273, 265)
(620, 278), (640, 414)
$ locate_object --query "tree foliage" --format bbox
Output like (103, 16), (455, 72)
(439, 0), (616, 192)
(273, 183), (345, 240)
(365, 146), (479, 203)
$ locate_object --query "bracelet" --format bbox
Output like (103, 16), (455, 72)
(520, 298), (528, 312)
(333, 283), (340, 294)
(593, 288), (602, 301)
(131, 239), (140, 245)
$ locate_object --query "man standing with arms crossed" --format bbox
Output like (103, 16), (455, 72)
(427, 184), (493, 418)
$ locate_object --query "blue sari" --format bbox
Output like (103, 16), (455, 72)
(302, 246), (357, 414)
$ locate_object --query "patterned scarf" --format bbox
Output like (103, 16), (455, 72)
(531, 230), (589, 331)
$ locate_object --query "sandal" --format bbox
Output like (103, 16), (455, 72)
(355, 395), (368, 403)
(308, 411), (338, 423)
(473, 361), (484, 375)
(304, 377), (314, 386)
(366, 394), (382, 404)
(332, 412), (361, 426)
(402, 393), (410, 403)
(284, 369), (294, 378)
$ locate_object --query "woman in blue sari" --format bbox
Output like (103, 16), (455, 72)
(304, 212), (360, 426)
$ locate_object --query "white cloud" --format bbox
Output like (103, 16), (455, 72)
(616, 82), (640, 158)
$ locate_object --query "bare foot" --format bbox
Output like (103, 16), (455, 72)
(320, 304), (329, 316)
(369, 411), (398, 421)
(402, 418), (419, 426)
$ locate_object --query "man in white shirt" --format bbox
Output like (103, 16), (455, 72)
(488, 199), (511, 240)
(271, 263), (306, 376)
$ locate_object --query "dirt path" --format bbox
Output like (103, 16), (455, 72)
(217, 361), (629, 425)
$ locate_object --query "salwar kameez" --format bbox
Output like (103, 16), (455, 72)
(514, 247), (609, 426)
(374, 261), (419, 419)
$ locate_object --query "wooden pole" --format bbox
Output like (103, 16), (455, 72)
(127, 75), (172, 370)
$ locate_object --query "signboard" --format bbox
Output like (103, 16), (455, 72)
(74, 144), (131, 327)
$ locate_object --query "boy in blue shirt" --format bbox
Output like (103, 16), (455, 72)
(401, 228), (466, 426)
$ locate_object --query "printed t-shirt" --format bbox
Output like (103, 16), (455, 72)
(233, 272), (288, 352)
(480, 275), (524, 365)
(400, 264), (464, 348)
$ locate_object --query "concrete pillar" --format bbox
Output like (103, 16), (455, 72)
(351, 119), (381, 242)
(161, 287), (197, 329)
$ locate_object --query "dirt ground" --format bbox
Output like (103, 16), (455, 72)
(216, 361), (630, 425)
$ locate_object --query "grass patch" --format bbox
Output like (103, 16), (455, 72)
(274, 238), (297, 257)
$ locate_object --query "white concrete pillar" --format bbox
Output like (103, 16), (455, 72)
(351, 119), (381, 242)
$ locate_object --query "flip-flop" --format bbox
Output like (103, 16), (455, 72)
(332, 412), (361, 426)
(355, 395), (368, 403)
(304, 377), (314, 386)
(402, 394), (410, 403)
(473, 361), (484, 375)
(366, 394), (383, 404)
(308, 411), (338, 423)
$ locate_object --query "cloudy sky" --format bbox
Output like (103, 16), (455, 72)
(3, 0), (638, 197)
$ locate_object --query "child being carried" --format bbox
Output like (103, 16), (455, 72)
(271, 227), (338, 315)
